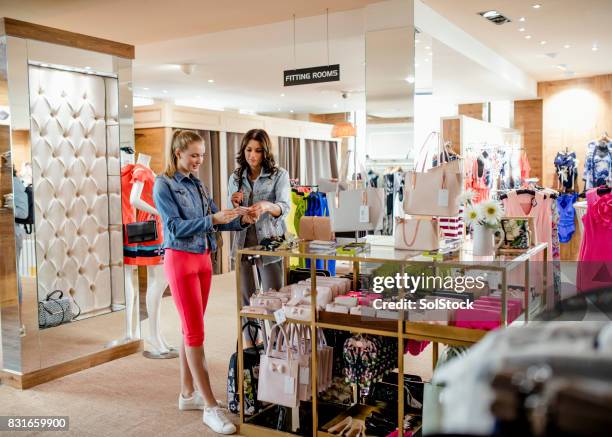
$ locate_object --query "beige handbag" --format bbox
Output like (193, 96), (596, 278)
(327, 188), (385, 232)
(394, 216), (440, 251)
(403, 132), (463, 217)
(298, 216), (334, 241)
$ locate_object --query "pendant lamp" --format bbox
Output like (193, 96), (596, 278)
(331, 92), (355, 138)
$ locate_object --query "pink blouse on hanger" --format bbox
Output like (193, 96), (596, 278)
(577, 189), (612, 292)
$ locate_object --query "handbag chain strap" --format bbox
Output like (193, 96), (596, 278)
(401, 219), (421, 248)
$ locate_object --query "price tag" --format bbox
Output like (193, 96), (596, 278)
(299, 367), (310, 383)
(438, 189), (449, 207)
(284, 376), (295, 394)
(359, 205), (370, 223)
(274, 308), (287, 325)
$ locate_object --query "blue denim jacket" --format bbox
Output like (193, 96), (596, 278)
(153, 172), (246, 254)
(227, 167), (290, 265)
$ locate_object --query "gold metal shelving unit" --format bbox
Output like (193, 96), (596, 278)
(235, 242), (548, 437)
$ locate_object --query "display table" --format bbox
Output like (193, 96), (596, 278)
(235, 241), (548, 437)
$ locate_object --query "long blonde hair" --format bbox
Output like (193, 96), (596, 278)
(164, 129), (203, 177)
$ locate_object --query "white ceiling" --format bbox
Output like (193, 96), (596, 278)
(423, 0), (612, 80)
(0, 0), (382, 45)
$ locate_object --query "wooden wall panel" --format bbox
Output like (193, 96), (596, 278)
(458, 103), (485, 120)
(538, 74), (612, 189)
(514, 99), (543, 182)
(134, 127), (168, 175)
(441, 118), (460, 153)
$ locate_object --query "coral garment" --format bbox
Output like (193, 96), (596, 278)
(121, 163), (164, 265)
(577, 189), (612, 292)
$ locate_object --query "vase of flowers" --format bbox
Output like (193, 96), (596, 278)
(460, 191), (504, 256)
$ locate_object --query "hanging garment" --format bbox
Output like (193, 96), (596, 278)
(577, 188), (612, 292)
(466, 156), (490, 203)
(554, 151), (579, 191)
(557, 193), (578, 243)
(583, 140), (612, 190)
(121, 164), (164, 265)
(520, 151), (531, 181)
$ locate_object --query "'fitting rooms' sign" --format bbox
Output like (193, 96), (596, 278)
(283, 64), (340, 86)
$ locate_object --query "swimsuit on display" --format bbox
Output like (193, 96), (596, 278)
(557, 193), (578, 243)
(121, 164), (164, 265)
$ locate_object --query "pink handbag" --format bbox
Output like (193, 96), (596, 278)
(257, 324), (300, 408)
(403, 132), (463, 217)
(394, 217), (440, 251)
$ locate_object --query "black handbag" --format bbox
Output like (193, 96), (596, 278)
(125, 220), (158, 244)
(227, 321), (264, 415)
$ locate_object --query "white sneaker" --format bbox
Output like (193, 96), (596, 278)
(203, 406), (236, 435)
(179, 391), (228, 411)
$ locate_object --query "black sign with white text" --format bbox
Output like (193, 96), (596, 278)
(283, 64), (340, 86)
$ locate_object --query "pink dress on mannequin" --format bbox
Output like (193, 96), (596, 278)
(577, 189), (612, 292)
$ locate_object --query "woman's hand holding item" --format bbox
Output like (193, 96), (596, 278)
(240, 214), (256, 225)
(212, 209), (240, 225)
(231, 191), (244, 208)
(251, 200), (280, 217)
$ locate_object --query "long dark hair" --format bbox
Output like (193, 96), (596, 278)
(234, 129), (277, 180)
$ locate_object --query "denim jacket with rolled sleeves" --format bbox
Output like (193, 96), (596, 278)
(227, 167), (290, 265)
(153, 172), (247, 254)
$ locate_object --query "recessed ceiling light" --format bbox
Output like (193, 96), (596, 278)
(532, 4), (541, 9)
(85, 66), (91, 70)
(143, 87), (149, 90)
(481, 10), (500, 19)
(124, 104), (128, 108)
(289, 110), (294, 113)
(405, 75), (415, 84)
(525, 35), (532, 39)
(592, 45), (599, 51)
(333, 104), (338, 108)
(208, 79), (214, 83)
(425, 46), (431, 50)
(280, 93), (285, 97)
(564, 44), (571, 49)
(540, 40), (547, 45)
(162, 90), (168, 93)
(425, 58), (429, 62)
(518, 28), (525, 32)
(277, 108), (281, 111)
(519, 17), (526, 22)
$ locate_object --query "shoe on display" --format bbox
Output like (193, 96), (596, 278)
(203, 406), (236, 435)
(179, 391), (228, 411)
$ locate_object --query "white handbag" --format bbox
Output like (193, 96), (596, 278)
(257, 324), (300, 408)
(394, 216), (440, 251)
(403, 132), (463, 217)
(326, 188), (385, 232)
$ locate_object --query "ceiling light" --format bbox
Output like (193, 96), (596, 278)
(196, 95), (202, 98)
(525, 35), (532, 39)
(532, 4), (541, 9)
(540, 40), (547, 45)
(425, 58), (430, 62)
(519, 17), (526, 22)
(518, 28), (525, 32)
(481, 10), (500, 19)
(280, 93), (285, 97)
(333, 104), (338, 108)
(124, 104), (128, 108)
(208, 79), (214, 83)
(425, 46), (431, 50)
(592, 45), (599, 51)
(415, 39), (420, 43)
(289, 110), (294, 113)
(85, 66), (91, 70)
(277, 108), (281, 111)
(331, 122), (356, 138)
(564, 44), (571, 49)
(143, 87), (149, 90)
(162, 90), (168, 93)
(405, 75), (415, 84)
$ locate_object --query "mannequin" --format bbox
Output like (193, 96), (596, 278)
(121, 152), (177, 358)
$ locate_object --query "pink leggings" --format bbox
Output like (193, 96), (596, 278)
(164, 249), (212, 347)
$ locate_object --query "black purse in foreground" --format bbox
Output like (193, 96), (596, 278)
(125, 219), (158, 244)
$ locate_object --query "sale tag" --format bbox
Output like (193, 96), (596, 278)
(438, 189), (449, 207)
(274, 308), (287, 325)
(284, 376), (295, 394)
(359, 205), (370, 223)
(299, 367), (310, 383)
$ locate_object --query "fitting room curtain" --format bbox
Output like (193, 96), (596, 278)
(226, 132), (242, 183)
(278, 136), (300, 179)
(304, 139), (339, 185)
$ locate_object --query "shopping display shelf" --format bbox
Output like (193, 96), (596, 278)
(235, 241), (548, 437)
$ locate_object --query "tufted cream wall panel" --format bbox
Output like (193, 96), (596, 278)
(29, 65), (123, 318)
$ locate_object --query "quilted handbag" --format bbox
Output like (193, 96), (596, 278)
(38, 290), (81, 328)
(257, 324), (300, 408)
(125, 219), (157, 244)
(227, 321), (263, 415)
(403, 132), (463, 217)
(394, 216), (440, 251)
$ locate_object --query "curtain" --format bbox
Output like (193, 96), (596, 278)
(304, 139), (339, 185)
(226, 132), (244, 271)
(278, 136), (300, 179)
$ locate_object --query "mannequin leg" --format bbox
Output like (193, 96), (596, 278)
(124, 264), (137, 339)
(145, 264), (172, 354)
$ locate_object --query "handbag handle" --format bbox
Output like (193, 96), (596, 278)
(416, 131), (440, 172)
(401, 219), (421, 248)
(46, 290), (63, 301)
(266, 324), (293, 361)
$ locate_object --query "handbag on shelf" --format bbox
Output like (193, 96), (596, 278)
(125, 219), (157, 244)
(257, 323), (300, 408)
(394, 216), (440, 251)
(327, 188), (385, 232)
(227, 321), (264, 415)
(403, 132), (463, 217)
(38, 290), (81, 328)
